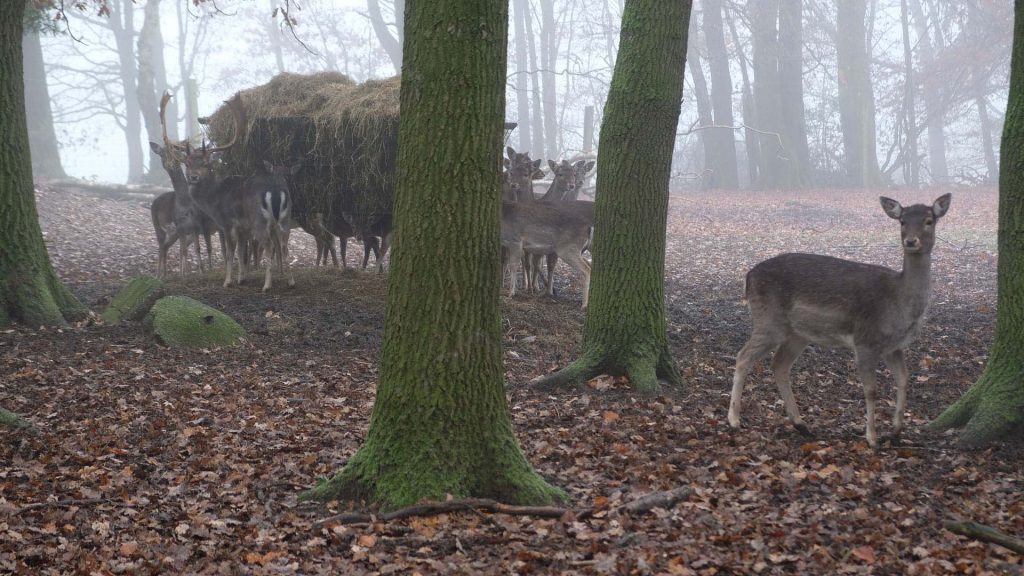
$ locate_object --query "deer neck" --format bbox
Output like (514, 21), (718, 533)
(898, 251), (932, 315)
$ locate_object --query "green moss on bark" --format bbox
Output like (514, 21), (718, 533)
(145, 296), (246, 348)
(533, 0), (692, 395)
(0, 4), (85, 328)
(102, 276), (165, 324)
(306, 0), (562, 511)
(928, 4), (1024, 448)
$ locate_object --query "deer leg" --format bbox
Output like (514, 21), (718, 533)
(262, 238), (273, 292)
(505, 243), (524, 297)
(378, 232), (391, 273)
(314, 237), (324, 267)
(883, 349), (909, 440)
(205, 230), (214, 268)
(327, 235), (338, 267)
(855, 348), (882, 449)
(283, 231), (295, 287)
(545, 253), (558, 295)
(223, 233), (235, 288)
(179, 233), (190, 277)
(194, 233), (205, 272)
(555, 249), (591, 309)
(522, 253), (534, 293)
(728, 332), (781, 429)
(158, 230), (177, 279)
(770, 336), (811, 435)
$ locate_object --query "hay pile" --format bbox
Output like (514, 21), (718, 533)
(205, 72), (400, 229)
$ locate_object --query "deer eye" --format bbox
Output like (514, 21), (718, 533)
(925, 219), (934, 226)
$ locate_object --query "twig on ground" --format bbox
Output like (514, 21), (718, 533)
(7, 498), (111, 516)
(944, 518), (1024, 554)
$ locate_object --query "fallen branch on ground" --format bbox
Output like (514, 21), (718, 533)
(944, 518), (1024, 554)
(313, 487), (695, 528)
(6, 498), (111, 516)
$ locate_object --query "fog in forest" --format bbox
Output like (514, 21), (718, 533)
(25, 0), (1011, 190)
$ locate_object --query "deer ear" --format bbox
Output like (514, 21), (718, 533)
(880, 196), (903, 219)
(584, 160), (595, 173)
(548, 159), (556, 171)
(262, 159), (274, 173)
(532, 158), (541, 170)
(503, 158), (511, 169)
(932, 193), (951, 218)
(506, 146), (515, 160)
(149, 142), (165, 156)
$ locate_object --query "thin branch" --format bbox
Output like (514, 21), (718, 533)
(944, 519), (1024, 554)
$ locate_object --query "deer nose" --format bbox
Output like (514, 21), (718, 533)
(904, 237), (920, 248)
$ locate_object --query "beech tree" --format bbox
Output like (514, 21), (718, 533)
(0, 1), (84, 328)
(534, 0), (692, 394)
(306, 0), (562, 508)
(929, 0), (1024, 447)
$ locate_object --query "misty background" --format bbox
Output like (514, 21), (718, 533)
(26, 0), (1011, 189)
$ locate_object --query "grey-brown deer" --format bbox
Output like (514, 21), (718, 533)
(502, 201), (592, 308)
(728, 194), (952, 448)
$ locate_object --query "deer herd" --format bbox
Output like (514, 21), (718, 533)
(149, 92), (954, 447)
(150, 93), (596, 300)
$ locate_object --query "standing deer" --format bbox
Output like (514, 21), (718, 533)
(526, 159), (592, 293)
(502, 201), (592, 309)
(728, 194), (952, 448)
(149, 94), (218, 278)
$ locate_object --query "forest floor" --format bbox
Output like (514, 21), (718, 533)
(1, 184), (1020, 575)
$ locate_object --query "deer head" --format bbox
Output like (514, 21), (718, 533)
(180, 93), (246, 186)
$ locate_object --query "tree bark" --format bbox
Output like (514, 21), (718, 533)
(540, 0), (559, 158)
(900, 0), (920, 187)
(21, 28), (65, 180)
(137, 0), (170, 185)
(727, 11), (759, 187)
(524, 5), (546, 159)
(367, 0), (403, 73)
(512, 0), (532, 154)
(109, 0), (144, 184)
(306, 0), (562, 509)
(928, 0), (1024, 447)
(778, 0), (810, 188)
(688, 50), (714, 188)
(0, 4), (85, 327)
(703, 0), (739, 190)
(908, 0), (949, 184)
(750, 0), (801, 189)
(533, 0), (691, 395)
(836, 0), (883, 188)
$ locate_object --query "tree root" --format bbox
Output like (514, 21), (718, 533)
(312, 487), (695, 529)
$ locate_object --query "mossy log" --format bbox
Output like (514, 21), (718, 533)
(144, 296), (246, 348)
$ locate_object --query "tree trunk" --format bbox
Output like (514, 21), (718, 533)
(703, 0), (739, 190)
(901, 0), (920, 187)
(750, 0), (791, 189)
(367, 0), (402, 73)
(137, 0), (170, 185)
(0, 5), (85, 327)
(266, 0), (286, 74)
(111, 0), (144, 184)
(836, 0), (883, 188)
(22, 28), (65, 180)
(688, 51), (713, 188)
(928, 0), (1024, 447)
(727, 11), (759, 188)
(540, 0), (559, 159)
(533, 0), (691, 395)
(908, 0), (949, 184)
(524, 6), (546, 159)
(778, 0), (811, 188)
(970, 2), (998, 183)
(307, 0), (562, 509)
(512, 0), (532, 154)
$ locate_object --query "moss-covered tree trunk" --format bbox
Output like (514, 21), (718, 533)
(0, 4), (84, 327)
(307, 0), (563, 509)
(929, 0), (1024, 447)
(533, 0), (691, 395)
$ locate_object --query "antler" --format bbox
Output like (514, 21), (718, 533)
(159, 91), (188, 160)
(207, 93), (246, 154)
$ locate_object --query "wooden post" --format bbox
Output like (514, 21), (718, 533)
(583, 105), (594, 154)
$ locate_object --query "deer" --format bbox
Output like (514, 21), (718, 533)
(728, 194), (952, 449)
(149, 94), (219, 278)
(292, 211), (339, 267)
(502, 146), (543, 203)
(525, 159), (595, 294)
(342, 212), (393, 273)
(502, 201), (592, 309)
(178, 94), (297, 291)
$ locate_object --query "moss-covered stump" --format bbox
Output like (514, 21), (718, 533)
(102, 276), (165, 324)
(1, 406), (28, 429)
(144, 296), (246, 348)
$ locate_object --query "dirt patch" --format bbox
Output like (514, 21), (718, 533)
(1, 185), (1019, 574)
